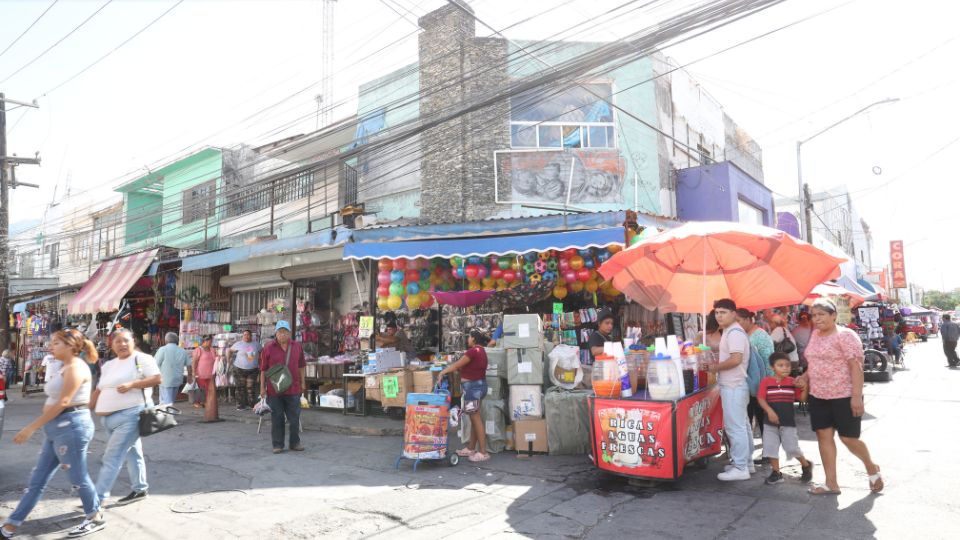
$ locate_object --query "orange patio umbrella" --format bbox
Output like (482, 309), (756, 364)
(598, 221), (846, 315)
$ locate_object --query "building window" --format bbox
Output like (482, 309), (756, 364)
(183, 179), (217, 224)
(19, 251), (35, 278)
(510, 83), (616, 149)
(46, 242), (60, 269)
(738, 199), (764, 226)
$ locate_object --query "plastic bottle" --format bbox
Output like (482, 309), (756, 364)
(647, 352), (684, 400)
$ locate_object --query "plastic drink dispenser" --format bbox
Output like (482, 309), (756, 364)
(647, 353), (684, 400)
(698, 345), (716, 386)
(681, 344), (698, 394)
(591, 355), (620, 398)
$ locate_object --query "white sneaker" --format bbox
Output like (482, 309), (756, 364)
(717, 467), (752, 481)
(724, 463), (756, 474)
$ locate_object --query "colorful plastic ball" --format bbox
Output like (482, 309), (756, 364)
(406, 282), (420, 295)
(523, 262), (535, 275)
(393, 258), (408, 270)
(546, 259), (558, 271)
(597, 252), (611, 263)
(498, 257), (511, 270)
(529, 273), (543, 284)
(553, 286), (568, 300)
(390, 270), (404, 283)
(542, 271), (557, 282)
(420, 269), (431, 281)
(404, 270), (418, 283)
(534, 260), (547, 273)
(563, 270), (577, 283)
(389, 283), (404, 296)
(538, 252), (552, 261)
(578, 249), (593, 258)
(490, 268), (503, 280)
(464, 265), (480, 280)
(421, 293), (434, 309)
(476, 266), (488, 280)
(569, 281), (585, 293)
(585, 280), (599, 293)
(378, 271), (392, 286)
(569, 256), (585, 270)
(406, 295), (422, 310)
(452, 256), (463, 268)
(467, 256), (483, 265)
(502, 269), (517, 283)
(608, 245), (623, 254)
(387, 295), (403, 310)
(584, 257), (595, 269)
(377, 285), (390, 297)
(577, 269), (591, 282)
(377, 297), (390, 311)
(468, 281), (482, 291)
(482, 277), (496, 289)
(523, 253), (538, 263)
(407, 259), (420, 271)
(558, 258), (571, 272)
(378, 259), (393, 272)
(511, 260), (522, 271)
(454, 267), (466, 279)
(562, 248), (577, 259)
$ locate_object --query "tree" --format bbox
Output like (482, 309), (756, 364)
(921, 289), (960, 311)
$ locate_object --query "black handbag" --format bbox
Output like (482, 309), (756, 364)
(134, 355), (180, 437)
(774, 334), (797, 354)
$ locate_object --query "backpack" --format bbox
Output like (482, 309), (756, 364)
(728, 327), (768, 397)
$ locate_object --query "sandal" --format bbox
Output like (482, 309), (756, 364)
(456, 448), (475, 457)
(468, 452), (491, 463)
(807, 484), (841, 496)
(868, 466), (884, 493)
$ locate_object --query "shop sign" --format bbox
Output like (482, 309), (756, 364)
(383, 376), (399, 399)
(673, 386), (724, 476)
(591, 398), (674, 479)
(359, 316), (374, 338)
(553, 303), (564, 315)
(890, 240), (907, 289)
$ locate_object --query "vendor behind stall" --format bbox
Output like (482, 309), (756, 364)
(379, 322), (415, 357)
(589, 309), (617, 359)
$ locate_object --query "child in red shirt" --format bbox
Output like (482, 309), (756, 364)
(757, 352), (813, 484)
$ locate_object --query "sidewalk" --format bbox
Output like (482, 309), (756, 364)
(179, 399), (405, 436)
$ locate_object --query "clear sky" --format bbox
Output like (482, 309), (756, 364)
(2, 0), (958, 291)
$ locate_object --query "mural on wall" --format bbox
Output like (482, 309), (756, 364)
(497, 149), (626, 204)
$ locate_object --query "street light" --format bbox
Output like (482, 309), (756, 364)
(795, 97), (900, 241)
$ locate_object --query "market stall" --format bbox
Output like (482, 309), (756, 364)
(11, 292), (65, 394)
(591, 221), (846, 481)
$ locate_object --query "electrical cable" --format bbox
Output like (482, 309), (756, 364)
(0, 0), (113, 84)
(0, 0), (59, 59)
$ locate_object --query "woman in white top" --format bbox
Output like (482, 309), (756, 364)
(769, 315), (800, 368)
(88, 329), (161, 509)
(2, 329), (105, 539)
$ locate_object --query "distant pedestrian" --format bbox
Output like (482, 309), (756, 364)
(191, 336), (216, 408)
(0, 348), (14, 393)
(155, 333), (192, 405)
(768, 314), (800, 370)
(709, 298), (754, 481)
(736, 308), (774, 445)
(1, 329), (104, 538)
(939, 314), (960, 368)
(883, 329), (903, 367)
(89, 329), (161, 507)
(797, 298), (882, 495)
(439, 329), (491, 462)
(757, 352), (813, 485)
(259, 321), (306, 454)
(791, 312), (813, 368)
(230, 330), (261, 410)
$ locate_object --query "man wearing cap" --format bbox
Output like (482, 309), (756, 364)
(379, 321), (415, 357)
(589, 309), (617, 360)
(259, 320), (307, 454)
(154, 332), (192, 405)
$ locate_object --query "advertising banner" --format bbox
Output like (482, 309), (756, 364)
(890, 240), (907, 289)
(591, 398), (674, 479)
(673, 386), (724, 477)
(403, 404), (448, 460)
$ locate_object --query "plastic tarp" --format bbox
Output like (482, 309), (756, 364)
(544, 387), (593, 455)
(344, 228), (625, 260)
(459, 398), (506, 454)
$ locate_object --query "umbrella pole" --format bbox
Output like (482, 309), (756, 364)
(702, 239), (708, 346)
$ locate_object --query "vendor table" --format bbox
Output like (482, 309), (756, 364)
(589, 385), (723, 481)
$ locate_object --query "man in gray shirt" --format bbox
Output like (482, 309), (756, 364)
(155, 332), (192, 404)
(940, 314), (960, 368)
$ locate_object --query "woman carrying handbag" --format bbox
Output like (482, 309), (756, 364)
(89, 329), (161, 508)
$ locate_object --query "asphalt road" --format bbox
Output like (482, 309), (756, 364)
(1, 338), (957, 539)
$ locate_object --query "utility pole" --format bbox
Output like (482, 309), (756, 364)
(803, 183), (814, 244)
(1, 93), (41, 351)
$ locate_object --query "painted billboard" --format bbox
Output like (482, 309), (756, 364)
(497, 149), (626, 205)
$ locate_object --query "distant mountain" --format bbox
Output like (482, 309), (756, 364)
(10, 219), (41, 236)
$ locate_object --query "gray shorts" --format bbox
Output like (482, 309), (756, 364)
(761, 425), (803, 460)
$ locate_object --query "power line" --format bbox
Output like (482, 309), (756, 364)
(0, 0), (60, 59)
(0, 0), (113, 84)
(40, 0), (185, 98)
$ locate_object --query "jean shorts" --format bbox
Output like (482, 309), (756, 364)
(461, 379), (488, 413)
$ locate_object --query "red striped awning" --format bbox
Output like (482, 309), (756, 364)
(67, 249), (159, 315)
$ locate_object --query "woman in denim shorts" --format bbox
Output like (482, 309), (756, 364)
(440, 329), (490, 462)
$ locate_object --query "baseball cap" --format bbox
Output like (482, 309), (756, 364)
(275, 320), (292, 332)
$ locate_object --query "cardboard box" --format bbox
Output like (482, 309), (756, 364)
(485, 376), (505, 399)
(380, 369), (412, 408)
(513, 418), (548, 453)
(506, 348), (544, 385)
(365, 374), (381, 389)
(485, 348), (507, 378)
(501, 314), (543, 349)
(366, 387), (382, 402)
(412, 370), (437, 394)
(508, 384), (544, 420)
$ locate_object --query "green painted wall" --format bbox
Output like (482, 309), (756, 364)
(124, 192), (162, 244)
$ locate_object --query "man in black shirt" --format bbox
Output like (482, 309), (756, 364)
(589, 309), (616, 360)
(940, 314), (960, 368)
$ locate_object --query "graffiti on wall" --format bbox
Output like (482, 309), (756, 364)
(497, 149), (625, 205)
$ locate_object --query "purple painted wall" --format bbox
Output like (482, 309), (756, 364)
(777, 212), (801, 238)
(675, 161), (773, 225)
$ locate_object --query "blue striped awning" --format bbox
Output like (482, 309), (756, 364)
(343, 228), (625, 260)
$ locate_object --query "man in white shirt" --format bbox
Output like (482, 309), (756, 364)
(708, 298), (754, 481)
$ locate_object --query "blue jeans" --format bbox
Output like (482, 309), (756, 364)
(267, 394), (301, 450)
(159, 386), (179, 405)
(95, 405), (148, 500)
(720, 382), (752, 470)
(5, 410), (100, 526)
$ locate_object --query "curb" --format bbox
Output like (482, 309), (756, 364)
(178, 405), (404, 437)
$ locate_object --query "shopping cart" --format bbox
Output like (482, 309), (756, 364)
(395, 380), (459, 472)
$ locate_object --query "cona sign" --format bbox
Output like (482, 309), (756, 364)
(890, 240), (907, 289)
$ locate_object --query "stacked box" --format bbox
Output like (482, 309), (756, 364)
(365, 374), (381, 402)
(485, 375), (506, 400)
(459, 398), (507, 453)
(411, 370), (437, 394)
(508, 384), (543, 421)
(544, 387), (593, 455)
(485, 348), (507, 379)
(501, 314), (543, 349)
(506, 348), (544, 385)
(380, 369), (412, 408)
